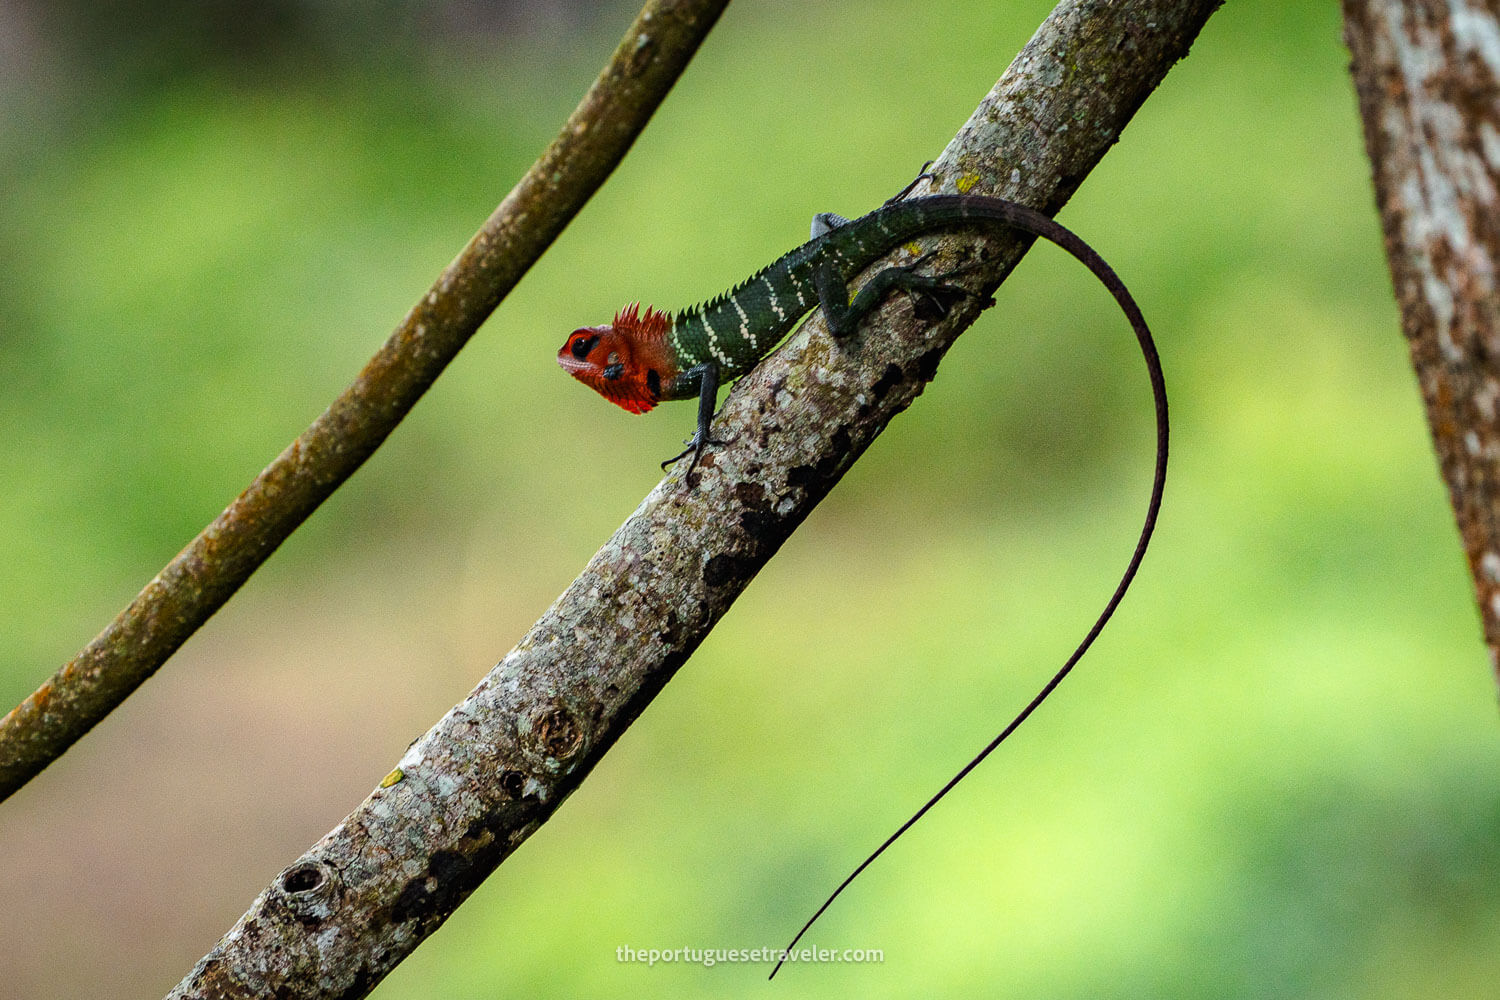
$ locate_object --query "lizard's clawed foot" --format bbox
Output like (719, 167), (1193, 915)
(902, 252), (998, 319)
(662, 433), (730, 480)
(886, 160), (937, 205)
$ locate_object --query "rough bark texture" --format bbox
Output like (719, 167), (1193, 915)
(167, 1), (1220, 997)
(0, 0), (731, 803)
(1344, 0), (1500, 681)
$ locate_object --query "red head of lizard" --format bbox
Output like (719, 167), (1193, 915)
(557, 303), (678, 415)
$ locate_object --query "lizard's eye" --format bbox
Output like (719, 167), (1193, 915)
(570, 334), (599, 360)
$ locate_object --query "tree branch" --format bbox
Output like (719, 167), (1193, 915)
(165, 1), (1219, 996)
(0, 0), (732, 803)
(1343, 0), (1500, 684)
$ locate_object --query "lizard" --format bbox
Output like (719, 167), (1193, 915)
(556, 188), (1169, 978)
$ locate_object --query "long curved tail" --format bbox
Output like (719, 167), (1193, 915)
(770, 196), (1169, 980)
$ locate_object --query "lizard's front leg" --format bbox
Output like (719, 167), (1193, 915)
(661, 361), (726, 479)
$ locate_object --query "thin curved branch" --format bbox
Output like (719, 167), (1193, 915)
(1343, 0), (1500, 683)
(165, 2), (1219, 997)
(0, 0), (732, 803)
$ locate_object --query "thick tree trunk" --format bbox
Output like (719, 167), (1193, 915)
(1344, 0), (1500, 683)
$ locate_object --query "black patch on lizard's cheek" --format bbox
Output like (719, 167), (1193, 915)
(646, 368), (662, 399)
(602, 362), (624, 380)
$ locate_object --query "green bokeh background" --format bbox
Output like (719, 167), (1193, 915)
(3, 1), (1498, 997)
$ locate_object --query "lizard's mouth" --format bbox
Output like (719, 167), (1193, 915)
(557, 352), (658, 414)
(555, 352), (591, 377)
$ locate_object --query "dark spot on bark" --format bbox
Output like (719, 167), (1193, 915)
(917, 347), (945, 383)
(739, 508), (779, 547)
(787, 452), (836, 492)
(282, 863), (324, 894)
(276, 859), (338, 927)
(685, 447), (719, 488)
(871, 363), (904, 403)
(703, 552), (750, 589)
(499, 769), (526, 798)
(732, 481), (783, 548)
(656, 610), (680, 645)
(333, 969), (378, 1000)
(787, 427), (855, 498)
(393, 849), (473, 924)
(734, 481), (769, 509)
(460, 806), (513, 848)
(429, 849), (470, 883)
(659, 643), (693, 676)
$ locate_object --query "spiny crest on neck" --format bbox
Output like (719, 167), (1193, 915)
(684, 265), (775, 318)
(614, 302), (671, 341)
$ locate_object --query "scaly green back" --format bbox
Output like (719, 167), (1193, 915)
(665, 194), (1037, 384)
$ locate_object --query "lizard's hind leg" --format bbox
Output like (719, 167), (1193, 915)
(903, 253), (997, 321)
(817, 253), (994, 337)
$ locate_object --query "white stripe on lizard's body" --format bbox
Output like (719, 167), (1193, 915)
(762, 274), (786, 324)
(700, 311), (731, 367)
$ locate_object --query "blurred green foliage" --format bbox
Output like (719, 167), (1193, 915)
(2, 0), (1498, 998)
